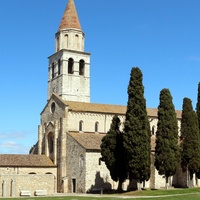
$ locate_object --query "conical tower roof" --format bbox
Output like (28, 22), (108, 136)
(59, 0), (82, 30)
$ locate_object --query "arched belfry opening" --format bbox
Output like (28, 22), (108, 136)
(58, 59), (61, 75)
(68, 58), (74, 74)
(79, 59), (85, 75)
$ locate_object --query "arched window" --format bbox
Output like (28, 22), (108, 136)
(48, 132), (54, 154)
(64, 34), (68, 48)
(75, 34), (79, 49)
(95, 122), (99, 132)
(52, 63), (55, 79)
(79, 59), (85, 75)
(58, 59), (61, 75)
(152, 125), (155, 135)
(99, 158), (101, 165)
(29, 172), (36, 174)
(79, 120), (83, 132)
(68, 58), (74, 74)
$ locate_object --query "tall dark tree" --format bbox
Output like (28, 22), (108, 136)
(195, 82), (200, 179)
(154, 88), (180, 189)
(123, 67), (151, 190)
(181, 97), (200, 187)
(101, 115), (128, 191)
(196, 83), (200, 130)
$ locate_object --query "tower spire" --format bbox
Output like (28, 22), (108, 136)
(48, 0), (90, 103)
(59, 0), (81, 31)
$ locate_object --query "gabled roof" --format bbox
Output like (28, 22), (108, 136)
(63, 99), (182, 119)
(45, 94), (182, 118)
(40, 93), (66, 115)
(59, 0), (82, 31)
(68, 132), (105, 151)
(68, 132), (156, 151)
(0, 154), (55, 167)
(65, 100), (127, 115)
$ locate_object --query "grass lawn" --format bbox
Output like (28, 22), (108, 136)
(2, 188), (200, 200)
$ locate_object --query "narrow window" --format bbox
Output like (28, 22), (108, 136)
(65, 34), (68, 48)
(99, 158), (101, 165)
(48, 133), (54, 154)
(52, 63), (55, 79)
(79, 59), (85, 75)
(68, 58), (74, 74)
(58, 59), (61, 75)
(152, 125), (155, 135)
(79, 120), (83, 132)
(56, 36), (60, 52)
(95, 122), (99, 132)
(75, 34), (79, 49)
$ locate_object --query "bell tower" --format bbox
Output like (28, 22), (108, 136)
(48, 0), (91, 103)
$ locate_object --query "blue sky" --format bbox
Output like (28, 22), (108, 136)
(1, 0), (200, 154)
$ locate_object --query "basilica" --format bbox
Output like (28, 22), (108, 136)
(0, 0), (194, 197)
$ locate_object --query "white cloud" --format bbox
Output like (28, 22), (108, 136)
(0, 130), (34, 154)
(0, 130), (30, 139)
(0, 141), (30, 154)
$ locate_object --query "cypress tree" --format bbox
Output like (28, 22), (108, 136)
(123, 67), (151, 190)
(196, 83), (200, 130)
(181, 97), (200, 187)
(195, 82), (200, 179)
(101, 115), (128, 191)
(154, 88), (180, 189)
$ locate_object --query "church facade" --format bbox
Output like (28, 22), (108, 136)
(1, 0), (197, 197)
(33, 0), (186, 193)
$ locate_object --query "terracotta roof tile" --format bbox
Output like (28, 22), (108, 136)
(65, 100), (126, 115)
(0, 154), (55, 167)
(68, 132), (157, 151)
(68, 132), (105, 150)
(63, 100), (182, 119)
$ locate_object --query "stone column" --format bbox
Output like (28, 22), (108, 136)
(58, 117), (67, 192)
(45, 132), (49, 157)
(38, 125), (42, 155)
(54, 120), (59, 165)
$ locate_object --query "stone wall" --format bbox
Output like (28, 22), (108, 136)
(85, 152), (132, 192)
(68, 111), (125, 133)
(66, 134), (86, 193)
(0, 166), (57, 175)
(41, 97), (66, 125)
(0, 166), (57, 197)
(0, 174), (56, 197)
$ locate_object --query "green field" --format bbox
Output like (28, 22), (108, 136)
(2, 188), (200, 200)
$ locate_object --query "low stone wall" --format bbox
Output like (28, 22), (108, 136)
(0, 174), (56, 197)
